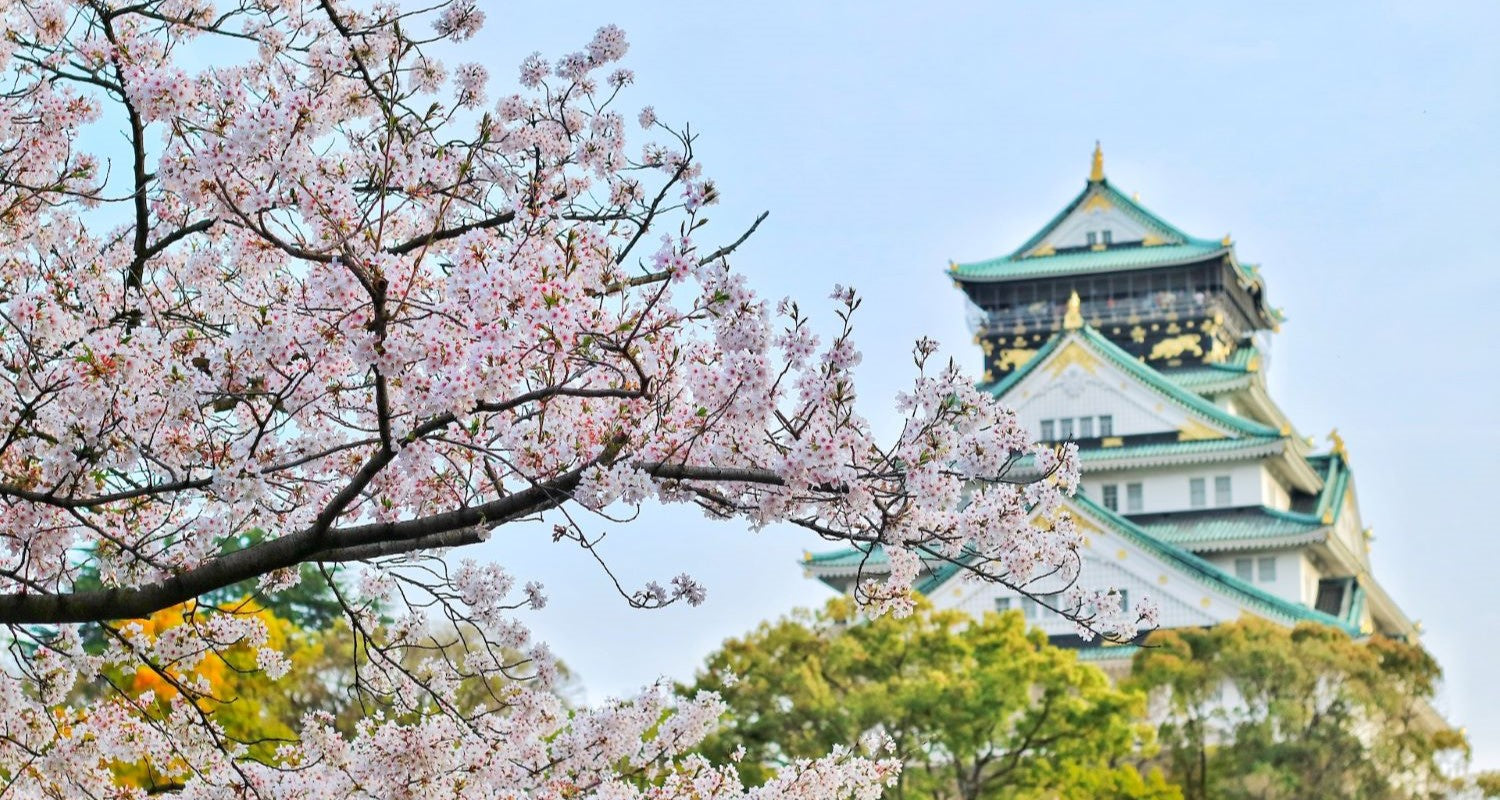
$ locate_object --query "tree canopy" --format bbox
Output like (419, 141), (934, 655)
(1127, 618), (1469, 800)
(687, 599), (1179, 800)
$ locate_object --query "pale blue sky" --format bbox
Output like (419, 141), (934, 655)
(454, 1), (1500, 770)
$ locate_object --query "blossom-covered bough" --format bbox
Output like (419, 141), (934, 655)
(0, 1), (1146, 796)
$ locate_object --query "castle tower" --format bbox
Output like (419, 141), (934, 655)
(804, 147), (1424, 681)
(952, 143), (1281, 383)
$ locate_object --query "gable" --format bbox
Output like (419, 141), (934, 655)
(1002, 337), (1237, 440)
(1027, 187), (1171, 255)
(1009, 178), (1193, 259)
(990, 326), (1281, 442)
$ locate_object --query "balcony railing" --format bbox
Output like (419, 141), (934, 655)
(970, 292), (1238, 337)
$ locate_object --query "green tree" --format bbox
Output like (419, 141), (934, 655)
(1127, 618), (1468, 800)
(686, 598), (1178, 800)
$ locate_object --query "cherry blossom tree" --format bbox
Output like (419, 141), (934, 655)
(0, 1), (1144, 796)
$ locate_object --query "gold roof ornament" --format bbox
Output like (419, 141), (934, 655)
(1328, 428), (1348, 460)
(1089, 141), (1105, 182)
(1221, 233), (1233, 246)
(1063, 290), (1084, 330)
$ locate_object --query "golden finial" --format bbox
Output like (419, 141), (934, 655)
(1328, 428), (1348, 460)
(1063, 290), (1084, 330)
(1089, 141), (1105, 182)
(1221, 233), (1232, 246)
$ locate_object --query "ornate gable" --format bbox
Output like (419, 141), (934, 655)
(995, 326), (1276, 443)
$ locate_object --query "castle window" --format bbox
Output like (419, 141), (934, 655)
(1086, 231), (1097, 246)
(1102, 484), (1119, 511)
(1126, 483), (1144, 513)
(1079, 417), (1094, 438)
(1099, 415), (1114, 436)
(1059, 418), (1075, 439)
(1190, 477), (1207, 508)
(1215, 475), (1232, 507)
(995, 597), (1012, 613)
(1102, 229), (1113, 245)
(1041, 419), (1055, 440)
(1020, 597), (1039, 620)
(1258, 557), (1277, 583)
(1235, 558), (1254, 582)
(1116, 589), (1129, 613)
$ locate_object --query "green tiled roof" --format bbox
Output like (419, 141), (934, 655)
(1133, 506), (1325, 548)
(1305, 453), (1351, 524)
(1161, 347), (1261, 394)
(802, 546), (958, 596)
(804, 546), (884, 568)
(987, 325), (1281, 439)
(1163, 370), (1254, 394)
(952, 240), (1229, 282)
(1079, 436), (1279, 463)
(1010, 436), (1284, 474)
(951, 178), (1231, 283)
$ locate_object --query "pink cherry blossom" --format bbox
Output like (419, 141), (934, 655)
(0, 2), (1134, 796)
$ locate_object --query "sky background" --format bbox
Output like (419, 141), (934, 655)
(441, 2), (1500, 770)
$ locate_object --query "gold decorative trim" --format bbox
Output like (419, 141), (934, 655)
(1043, 341), (1100, 377)
(1063, 291), (1084, 330)
(1178, 419), (1225, 441)
(1101, 436), (1124, 448)
(1149, 333), (1203, 361)
(1328, 428), (1349, 461)
(995, 348), (1036, 372)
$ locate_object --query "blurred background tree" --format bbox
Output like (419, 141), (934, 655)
(685, 598), (1177, 800)
(1127, 618), (1467, 800)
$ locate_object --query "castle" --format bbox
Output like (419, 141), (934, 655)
(804, 146), (1420, 677)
